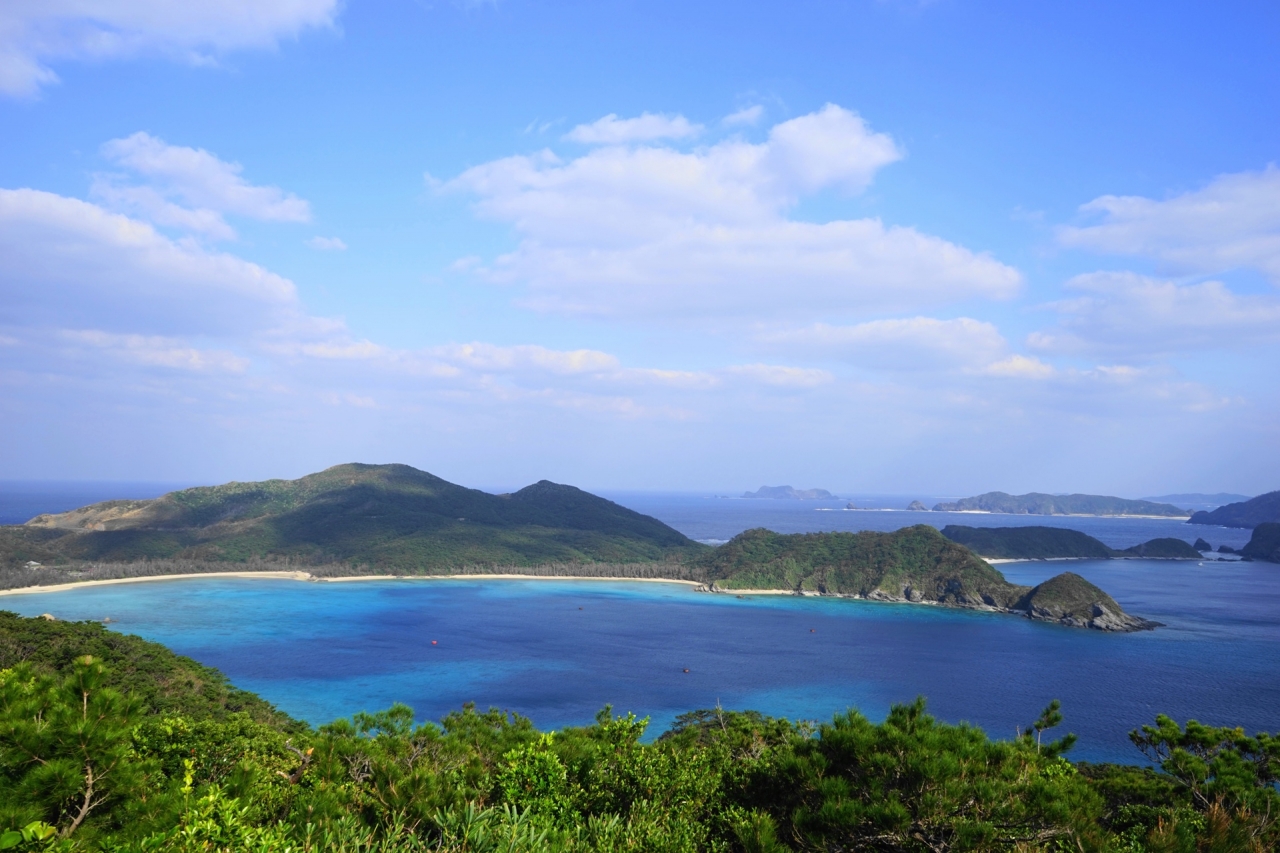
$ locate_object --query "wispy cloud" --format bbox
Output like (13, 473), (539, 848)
(93, 132), (311, 240)
(0, 1), (340, 98)
(307, 236), (347, 251)
(1058, 166), (1280, 281)
(564, 112), (703, 145)
(1029, 271), (1280, 357)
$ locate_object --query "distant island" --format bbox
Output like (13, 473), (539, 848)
(941, 525), (1201, 561)
(741, 485), (835, 500)
(1188, 490), (1280, 529)
(1143, 492), (1252, 510)
(931, 491), (1189, 517)
(698, 526), (1157, 631)
(1, 464), (1157, 631)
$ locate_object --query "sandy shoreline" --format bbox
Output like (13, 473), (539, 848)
(0, 571), (702, 597)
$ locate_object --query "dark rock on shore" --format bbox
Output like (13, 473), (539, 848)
(1194, 537), (1212, 551)
(907, 500), (928, 511)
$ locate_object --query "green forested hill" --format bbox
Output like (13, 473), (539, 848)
(932, 491), (1189, 517)
(0, 611), (298, 730)
(1189, 490), (1280, 529)
(942, 525), (1116, 559)
(942, 525), (1201, 560)
(695, 525), (1157, 631)
(1241, 522), (1280, 562)
(10, 464), (703, 569)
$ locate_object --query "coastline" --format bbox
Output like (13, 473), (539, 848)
(0, 570), (702, 597)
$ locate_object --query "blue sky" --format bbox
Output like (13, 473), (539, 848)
(2, 0), (1278, 495)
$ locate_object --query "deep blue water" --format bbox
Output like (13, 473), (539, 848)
(0, 484), (1272, 764)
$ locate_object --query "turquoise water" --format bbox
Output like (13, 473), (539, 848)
(5, 559), (1278, 765)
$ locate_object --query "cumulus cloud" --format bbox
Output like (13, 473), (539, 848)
(1058, 167), (1280, 281)
(1028, 271), (1280, 357)
(0, 188), (300, 336)
(564, 112), (703, 145)
(93, 132), (310, 239)
(448, 104), (1020, 318)
(0, 0), (339, 97)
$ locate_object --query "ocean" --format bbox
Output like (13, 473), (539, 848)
(0, 483), (1273, 764)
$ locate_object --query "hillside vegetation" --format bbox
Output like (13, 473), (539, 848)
(932, 492), (1189, 517)
(1189, 490), (1280, 529)
(0, 614), (1274, 851)
(942, 526), (1201, 560)
(11, 464), (703, 570)
(695, 525), (1157, 631)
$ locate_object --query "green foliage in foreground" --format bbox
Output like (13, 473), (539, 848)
(1, 616), (1277, 851)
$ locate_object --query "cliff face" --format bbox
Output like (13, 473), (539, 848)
(1188, 491), (1280, 529)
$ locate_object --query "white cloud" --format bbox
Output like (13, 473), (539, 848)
(434, 343), (620, 375)
(94, 132), (310, 239)
(1028, 271), (1280, 357)
(58, 329), (250, 373)
(0, 188), (301, 336)
(762, 317), (1009, 371)
(725, 364), (833, 387)
(448, 104), (1020, 319)
(0, 0), (339, 97)
(983, 355), (1054, 379)
(1058, 166), (1280, 281)
(722, 105), (764, 126)
(307, 236), (347, 251)
(564, 112), (703, 145)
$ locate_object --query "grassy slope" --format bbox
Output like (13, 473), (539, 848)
(10, 464), (704, 570)
(0, 611), (300, 730)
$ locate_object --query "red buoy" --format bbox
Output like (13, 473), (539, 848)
(431, 640), (438, 645)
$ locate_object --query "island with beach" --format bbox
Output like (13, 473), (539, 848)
(2, 463), (1158, 631)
